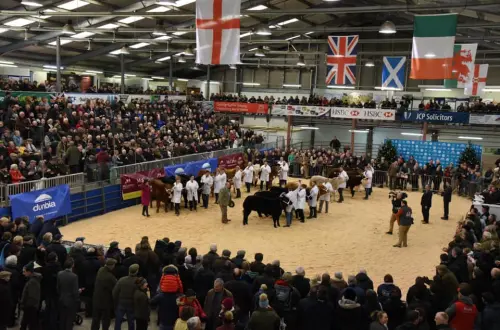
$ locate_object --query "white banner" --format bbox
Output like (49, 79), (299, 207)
(469, 114), (500, 125)
(65, 93), (186, 105)
(271, 104), (331, 117)
(331, 107), (396, 120)
(65, 93), (116, 105)
(160, 95), (187, 102)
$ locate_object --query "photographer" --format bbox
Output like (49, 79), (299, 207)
(387, 192), (406, 235)
(393, 200), (413, 248)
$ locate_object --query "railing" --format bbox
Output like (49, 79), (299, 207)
(5, 173), (85, 199)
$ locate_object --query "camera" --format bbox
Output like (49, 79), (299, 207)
(388, 191), (408, 200)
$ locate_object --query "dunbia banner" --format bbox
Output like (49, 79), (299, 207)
(10, 185), (72, 223)
(271, 105), (396, 120)
(401, 111), (470, 124)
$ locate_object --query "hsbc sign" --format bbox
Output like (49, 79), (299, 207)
(330, 107), (396, 121)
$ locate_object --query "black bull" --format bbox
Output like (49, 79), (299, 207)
(243, 193), (291, 226)
(328, 169), (364, 197)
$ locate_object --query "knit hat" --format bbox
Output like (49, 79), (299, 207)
(110, 241), (119, 249)
(333, 272), (344, 282)
(222, 249), (231, 257)
(105, 258), (117, 267)
(129, 264), (140, 276)
(24, 261), (35, 273)
(258, 293), (269, 308)
(222, 297), (234, 310)
(237, 250), (245, 257)
(343, 288), (357, 301)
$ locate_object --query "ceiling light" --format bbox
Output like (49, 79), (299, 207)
(256, 27), (272, 36)
(425, 88), (452, 91)
(130, 42), (150, 49)
(21, 1), (43, 6)
(374, 86), (403, 91)
(327, 85), (355, 89)
(48, 39), (73, 46)
(99, 23), (119, 29)
(154, 36), (171, 40)
(85, 70), (102, 74)
(71, 32), (95, 39)
(424, 53), (436, 58)
(401, 132), (423, 136)
(147, 6), (171, 12)
(298, 126), (319, 130)
(142, 78), (153, 81)
(43, 68), (57, 72)
(272, 18), (299, 28)
(305, 32), (314, 35)
(458, 136), (483, 140)
(109, 50), (121, 55)
(286, 35), (300, 41)
(184, 45), (194, 56)
(0, 28), (7, 34)
(248, 5), (268, 10)
(58, 0), (89, 10)
(119, 45), (130, 55)
(483, 88), (500, 92)
(379, 20), (396, 34)
(62, 20), (76, 35)
(178, 54), (186, 63)
(125, 74), (136, 77)
(0, 61), (14, 65)
(174, 0), (196, 6)
(173, 31), (188, 36)
(349, 129), (370, 133)
(157, 56), (171, 61)
(177, 78), (189, 82)
(82, 72), (98, 75)
(297, 55), (305, 66)
(229, 64), (237, 69)
(255, 46), (266, 57)
(43, 65), (64, 69)
(119, 16), (144, 24)
(240, 32), (254, 38)
(156, 1), (177, 5)
(242, 82), (260, 86)
(152, 76), (165, 79)
(365, 61), (375, 67)
(5, 18), (34, 27)
(0, 64), (18, 68)
(283, 84), (301, 88)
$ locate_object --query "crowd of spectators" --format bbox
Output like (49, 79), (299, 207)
(0, 92), (266, 184)
(457, 101), (500, 114)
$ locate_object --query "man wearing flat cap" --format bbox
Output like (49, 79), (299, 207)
(113, 264), (140, 330)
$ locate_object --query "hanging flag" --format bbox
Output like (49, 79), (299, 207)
(196, 0), (241, 65)
(382, 56), (406, 90)
(326, 35), (359, 86)
(444, 44), (478, 88)
(410, 14), (457, 79)
(465, 64), (488, 96)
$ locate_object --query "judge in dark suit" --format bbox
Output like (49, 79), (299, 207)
(441, 185), (452, 220)
(421, 185), (433, 224)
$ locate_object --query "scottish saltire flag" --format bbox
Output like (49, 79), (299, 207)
(326, 35), (359, 86)
(382, 56), (406, 90)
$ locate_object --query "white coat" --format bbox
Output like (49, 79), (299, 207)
(309, 185), (319, 207)
(172, 182), (183, 204)
(244, 167), (253, 183)
(201, 175), (213, 195)
(338, 170), (349, 189)
(214, 173), (226, 193)
(285, 188), (298, 213)
(279, 163), (289, 181)
(364, 170), (373, 189)
(320, 182), (333, 201)
(296, 188), (306, 210)
(186, 180), (199, 201)
(234, 170), (242, 189)
(260, 165), (271, 182)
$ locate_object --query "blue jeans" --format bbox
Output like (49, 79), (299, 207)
(115, 306), (135, 330)
(286, 212), (292, 226)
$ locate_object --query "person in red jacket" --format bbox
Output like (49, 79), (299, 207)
(445, 283), (478, 330)
(159, 265), (184, 294)
(9, 164), (24, 184)
(177, 289), (207, 322)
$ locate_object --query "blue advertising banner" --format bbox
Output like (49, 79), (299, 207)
(390, 139), (482, 166)
(164, 158), (217, 177)
(401, 111), (470, 124)
(10, 185), (72, 223)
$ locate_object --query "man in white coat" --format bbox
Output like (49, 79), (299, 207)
(319, 181), (334, 214)
(173, 176), (183, 216)
(337, 166), (349, 203)
(233, 166), (242, 198)
(259, 160), (271, 191)
(296, 183), (306, 222)
(308, 182), (319, 219)
(186, 175), (199, 211)
(214, 168), (227, 204)
(244, 162), (253, 193)
(363, 165), (373, 200)
(284, 184), (300, 227)
(201, 172), (213, 209)
(278, 158), (289, 188)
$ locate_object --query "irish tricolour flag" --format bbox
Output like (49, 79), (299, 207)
(410, 14), (457, 80)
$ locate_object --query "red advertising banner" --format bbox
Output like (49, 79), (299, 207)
(121, 168), (165, 200)
(218, 153), (244, 170)
(214, 102), (269, 114)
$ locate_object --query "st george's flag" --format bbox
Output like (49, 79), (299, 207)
(326, 35), (359, 86)
(465, 64), (488, 96)
(410, 14), (457, 79)
(444, 44), (478, 88)
(382, 56), (406, 90)
(196, 0), (241, 65)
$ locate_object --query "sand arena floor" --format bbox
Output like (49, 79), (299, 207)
(61, 178), (471, 292)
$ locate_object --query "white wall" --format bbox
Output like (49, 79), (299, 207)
(0, 67), (30, 77)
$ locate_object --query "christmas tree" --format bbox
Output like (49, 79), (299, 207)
(376, 140), (398, 164)
(458, 142), (480, 167)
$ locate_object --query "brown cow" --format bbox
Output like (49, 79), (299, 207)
(150, 179), (173, 213)
(327, 168), (364, 198)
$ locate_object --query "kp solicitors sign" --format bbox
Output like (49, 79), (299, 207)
(214, 102), (269, 114)
(330, 107), (396, 121)
(401, 111), (470, 124)
(10, 185), (72, 223)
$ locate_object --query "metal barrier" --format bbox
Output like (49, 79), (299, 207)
(5, 173), (85, 198)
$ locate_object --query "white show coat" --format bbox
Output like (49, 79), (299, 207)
(260, 165), (271, 182)
(309, 185), (319, 207)
(244, 166), (253, 183)
(201, 175), (213, 195)
(338, 170), (349, 189)
(172, 182), (183, 204)
(364, 170), (373, 189)
(296, 187), (306, 210)
(285, 188), (298, 213)
(186, 180), (199, 201)
(214, 172), (226, 193)
(234, 170), (242, 189)
(279, 163), (289, 181)
(320, 182), (333, 201)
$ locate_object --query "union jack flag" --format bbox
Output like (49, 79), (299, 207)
(326, 35), (359, 86)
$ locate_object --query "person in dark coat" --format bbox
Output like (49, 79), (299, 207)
(334, 288), (370, 330)
(18, 235), (37, 269)
(252, 265), (276, 295)
(46, 233), (68, 268)
(113, 263), (140, 330)
(3, 256), (21, 327)
(204, 279), (233, 330)
(37, 219), (61, 245)
(476, 292), (500, 330)
(224, 269), (252, 316)
(179, 255), (196, 293)
(122, 247), (144, 275)
(250, 253), (265, 275)
(194, 258), (216, 307)
(20, 262), (42, 330)
(383, 287), (407, 330)
(136, 241), (161, 297)
(203, 244), (220, 270)
(150, 288), (179, 330)
(447, 247), (469, 284)
(356, 269), (374, 292)
(231, 250), (246, 269)
(421, 185), (433, 224)
(441, 185), (452, 220)
(80, 247), (101, 317)
(57, 259), (80, 330)
(0, 271), (13, 330)
(291, 267), (310, 299)
(40, 252), (62, 330)
(91, 258), (117, 330)
(377, 274), (400, 304)
(133, 277), (150, 330)
(297, 285), (335, 330)
(395, 310), (420, 330)
(29, 216), (44, 241)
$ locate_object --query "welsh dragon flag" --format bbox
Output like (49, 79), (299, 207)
(444, 44), (477, 88)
